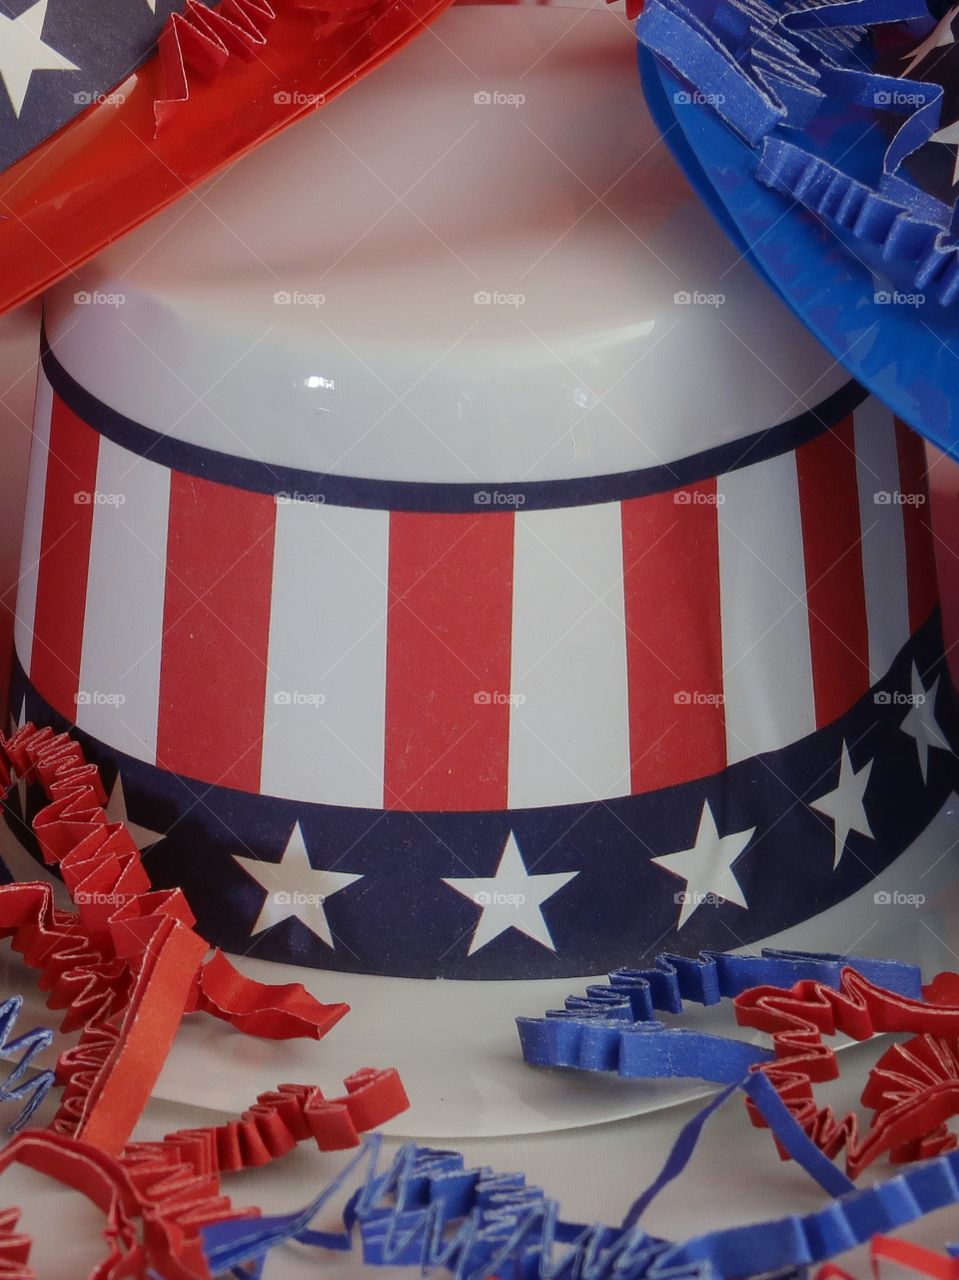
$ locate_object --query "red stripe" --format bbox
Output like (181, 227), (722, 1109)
(895, 417), (938, 633)
(157, 474), (275, 791)
(384, 513), (514, 811)
(30, 395), (100, 718)
(622, 479), (725, 792)
(795, 416), (870, 727)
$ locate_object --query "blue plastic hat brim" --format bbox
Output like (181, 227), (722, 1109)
(639, 45), (959, 456)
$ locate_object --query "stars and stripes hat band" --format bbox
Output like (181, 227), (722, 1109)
(7, 337), (957, 980)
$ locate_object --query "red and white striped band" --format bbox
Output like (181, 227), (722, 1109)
(14, 360), (937, 814)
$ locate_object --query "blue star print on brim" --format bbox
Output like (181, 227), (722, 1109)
(637, 0), (959, 454)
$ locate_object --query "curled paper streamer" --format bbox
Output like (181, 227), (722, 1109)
(157, 1068), (409, 1171)
(0, 997), (54, 1133)
(0, 1071), (407, 1279)
(819, 1236), (959, 1280)
(0, 721), (351, 1154)
(739, 966), (959, 1176)
(520, 950), (959, 1181)
(155, 0), (277, 131)
(153, 0), (440, 134)
(198, 1097), (959, 1280)
(0, 1127), (231, 1280)
(636, 0), (959, 302)
(0, 721), (410, 1278)
(517, 947), (922, 1067)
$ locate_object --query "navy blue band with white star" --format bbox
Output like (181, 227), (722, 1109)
(4, 611), (958, 980)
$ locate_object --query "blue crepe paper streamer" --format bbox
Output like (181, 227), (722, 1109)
(516, 948), (920, 1076)
(201, 1088), (959, 1280)
(0, 995), (54, 1131)
(636, 0), (959, 302)
(199, 950), (935, 1280)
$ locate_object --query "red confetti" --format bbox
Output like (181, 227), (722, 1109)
(818, 1236), (959, 1280)
(0, 722), (350, 1153)
(0, 721), (409, 1277)
(736, 967), (959, 1177)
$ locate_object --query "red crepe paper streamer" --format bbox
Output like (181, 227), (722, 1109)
(145, 1067), (408, 1171)
(155, 0), (277, 131)
(152, 0), (411, 133)
(0, 721), (351, 1153)
(735, 967), (959, 1178)
(818, 1236), (959, 1280)
(0, 1070), (406, 1278)
(0, 722), (409, 1278)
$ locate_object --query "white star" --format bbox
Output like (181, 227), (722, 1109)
(0, 0), (78, 119)
(652, 802), (754, 930)
(233, 821), (362, 948)
(144, 0), (157, 10)
(902, 5), (959, 76)
(105, 772), (165, 852)
(810, 740), (874, 870)
(899, 665), (949, 784)
(444, 831), (578, 956)
(930, 117), (959, 186)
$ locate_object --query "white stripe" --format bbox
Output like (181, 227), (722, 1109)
(76, 439), (169, 761)
(855, 399), (911, 683)
(718, 451), (815, 763)
(508, 503), (630, 806)
(262, 499), (389, 807)
(13, 369), (54, 679)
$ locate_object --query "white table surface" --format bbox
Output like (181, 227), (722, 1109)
(3, 302), (959, 1278)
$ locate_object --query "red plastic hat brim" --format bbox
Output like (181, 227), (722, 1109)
(0, 0), (456, 317)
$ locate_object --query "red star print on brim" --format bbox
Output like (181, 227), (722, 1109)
(0, 0), (456, 317)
